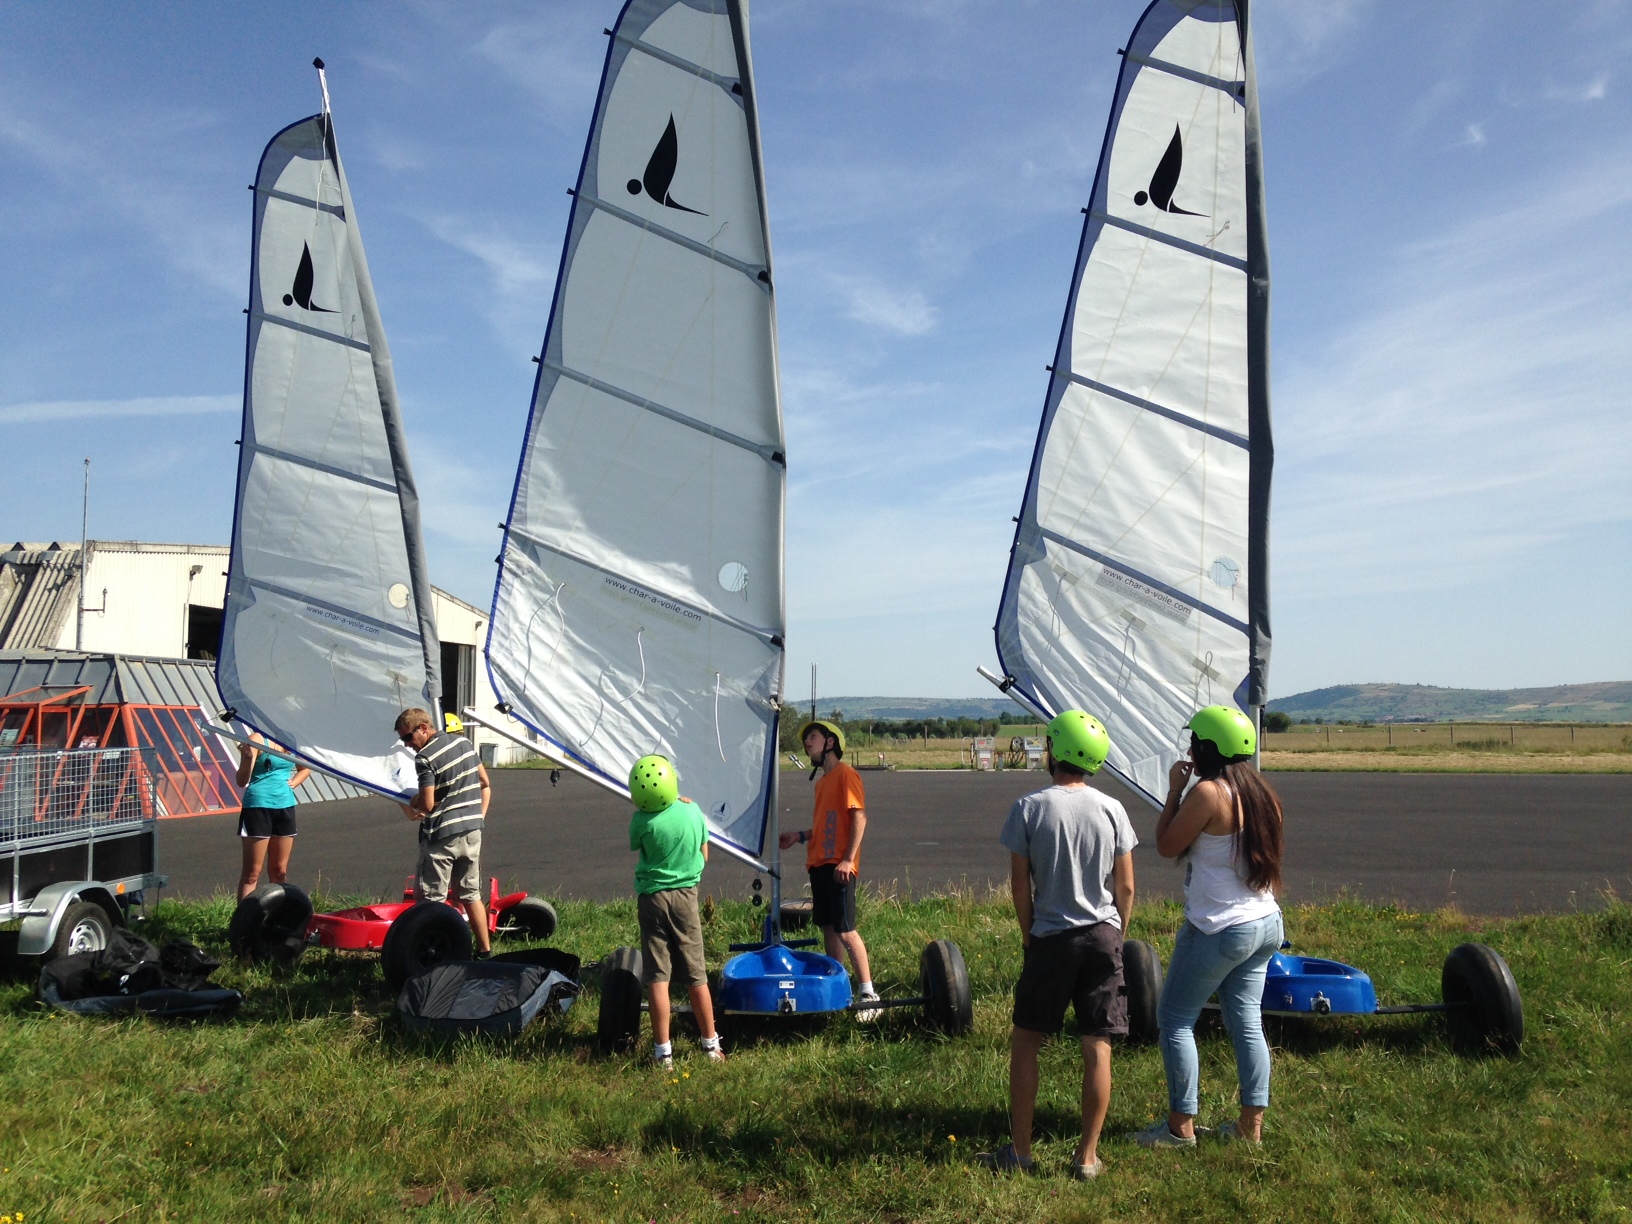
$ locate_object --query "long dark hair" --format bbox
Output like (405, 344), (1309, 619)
(1192, 735), (1283, 894)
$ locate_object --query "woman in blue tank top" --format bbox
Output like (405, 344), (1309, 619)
(235, 732), (310, 899)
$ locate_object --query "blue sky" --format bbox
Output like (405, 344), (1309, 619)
(2, 1), (1628, 699)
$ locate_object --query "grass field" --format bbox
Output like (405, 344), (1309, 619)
(1, 891), (1629, 1222)
(770, 723), (1632, 773)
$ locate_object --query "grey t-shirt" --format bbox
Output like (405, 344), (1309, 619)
(1000, 783), (1137, 937)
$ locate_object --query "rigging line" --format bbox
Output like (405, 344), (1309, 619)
(1054, 372), (1248, 449)
(1090, 211), (1249, 273)
(714, 673), (727, 763)
(544, 361), (782, 464)
(517, 576), (568, 701)
(572, 192), (770, 289)
(577, 627), (647, 749)
(612, 29), (741, 95)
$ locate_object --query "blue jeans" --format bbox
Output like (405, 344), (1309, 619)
(1158, 911), (1283, 1116)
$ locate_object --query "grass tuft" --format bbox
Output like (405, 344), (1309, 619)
(0, 892), (1628, 1220)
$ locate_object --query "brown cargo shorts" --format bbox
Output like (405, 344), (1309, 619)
(637, 886), (707, 987)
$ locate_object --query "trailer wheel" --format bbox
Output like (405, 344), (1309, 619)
(598, 946), (645, 1056)
(496, 897), (558, 942)
(920, 939), (973, 1035)
(51, 902), (113, 959)
(382, 901), (472, 995)
(227, 884), (314, 965)
(1442, 942), (1523, 1055)
(1122, 939), (1163, 1045)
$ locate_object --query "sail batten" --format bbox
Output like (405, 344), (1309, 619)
(489, 0), (786, 863)
(218, 96), (440, 799)
(994, 0), (1271, 809)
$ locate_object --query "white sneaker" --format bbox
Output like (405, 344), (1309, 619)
(1133, 1119), (1197, 1149)
(652, 1050), (674, 1070)
(854, 987), (882, 1023)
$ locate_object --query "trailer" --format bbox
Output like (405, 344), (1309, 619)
(1, 746), (164, 959)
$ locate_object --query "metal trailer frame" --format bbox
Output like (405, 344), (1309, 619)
(0, 746), (165, 956)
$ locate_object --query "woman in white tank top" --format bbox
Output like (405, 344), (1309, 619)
(1134, 706), (1285, 1151)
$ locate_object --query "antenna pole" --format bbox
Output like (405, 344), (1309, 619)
(75, 457), (89, 651)
(810, 663), (816, 723)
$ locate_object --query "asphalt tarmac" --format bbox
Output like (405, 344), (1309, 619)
(159, 768), (1630, 916)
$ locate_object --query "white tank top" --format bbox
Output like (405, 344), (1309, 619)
(1182, 784), (1279, 934)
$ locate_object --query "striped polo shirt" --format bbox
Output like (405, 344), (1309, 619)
(414, 731), (484, 844)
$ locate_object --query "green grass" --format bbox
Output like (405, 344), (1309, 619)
(1, 891), (1629, 1222)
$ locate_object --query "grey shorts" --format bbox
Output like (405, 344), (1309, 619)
(415, 830), (483, 904)
(637, 887), (707, 988)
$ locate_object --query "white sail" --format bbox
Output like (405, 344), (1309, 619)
(993, 0), (1272, 807)
(487, 0), (786, 861)
(218, 72), (440, 798)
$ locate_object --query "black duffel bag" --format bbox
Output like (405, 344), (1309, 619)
(40, 930), (241, 1019)
(397, 948), (580, 1038)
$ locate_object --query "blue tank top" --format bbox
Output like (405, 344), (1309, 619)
(243, 751), (299, 809)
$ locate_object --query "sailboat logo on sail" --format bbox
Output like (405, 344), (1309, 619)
(282, 242), (335, 312)
(627, 115), (706, 215)
(1133, 126), (1205, 216)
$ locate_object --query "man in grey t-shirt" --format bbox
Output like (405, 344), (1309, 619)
(978, 711), (1135, 1181)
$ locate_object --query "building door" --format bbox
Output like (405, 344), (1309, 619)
(440, 642), (475, 735)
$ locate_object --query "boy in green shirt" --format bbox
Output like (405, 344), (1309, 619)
(629, 755), (723, 1067)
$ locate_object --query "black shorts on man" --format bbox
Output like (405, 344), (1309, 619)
(239, 806), (297, 839)
(1012, 919), (1127, 1037)
(808, 863), (857, 933)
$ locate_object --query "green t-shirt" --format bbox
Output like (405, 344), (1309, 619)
(629, 799), (708, 895)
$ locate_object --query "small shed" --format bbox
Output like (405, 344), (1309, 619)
(0, 651), (367, 817)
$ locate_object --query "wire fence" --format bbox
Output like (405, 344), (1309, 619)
(0, 747), (159, 845)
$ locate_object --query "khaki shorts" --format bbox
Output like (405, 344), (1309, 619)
(637, 887), (707, 987)
(415, 830), (483, 904)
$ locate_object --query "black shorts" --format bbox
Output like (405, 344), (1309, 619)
(239, 806), (297, 839)
(808, 864), (857, 934)
(1012, 921), (1127, 1037)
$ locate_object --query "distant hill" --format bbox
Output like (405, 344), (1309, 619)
(803, 696), (1035, 722)
(1268, 682), (1632, 724)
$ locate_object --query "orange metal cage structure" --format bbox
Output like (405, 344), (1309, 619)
(0, 684), (240, 818)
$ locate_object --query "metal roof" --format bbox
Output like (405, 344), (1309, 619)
(0, 649), (368, 805)
(0, 543), (84, 650)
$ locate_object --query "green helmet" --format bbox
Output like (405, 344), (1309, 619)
(1045, 710), (1110, 774)
(1189, 705), (1257, 759)
(799, 719), (845, 761)
(629, 754), (679, 813)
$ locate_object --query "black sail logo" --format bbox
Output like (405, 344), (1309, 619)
(626, 115), (705, 215)
(282, 243), (335, 312)
(1133, 126), (1204, 216)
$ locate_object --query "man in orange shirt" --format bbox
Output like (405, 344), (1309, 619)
(779, 719), (880, 1017)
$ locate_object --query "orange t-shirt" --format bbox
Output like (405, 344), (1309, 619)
(806, 761), (866, 871)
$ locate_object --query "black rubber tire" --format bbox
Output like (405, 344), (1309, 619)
(597, 946), (645, 1056)
(227, 884), (314, 964)
(51, 901), (114, 959)
(1442, 942), (1523, 1055)
(1122, 939), (1164, 1045)
(495, 897), (558, 942)
(381, 901), (473, 995)
(920, 939), (973, 1035)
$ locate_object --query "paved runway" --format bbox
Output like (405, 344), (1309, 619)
(159, 768), (1630, 915)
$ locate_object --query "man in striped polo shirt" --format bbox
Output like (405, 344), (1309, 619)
(395, 707), (493, 955)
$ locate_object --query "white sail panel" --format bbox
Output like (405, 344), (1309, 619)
(995, 0), (1271, 807)
(218, 107), (440, 797)
(490, 0), (786, 860)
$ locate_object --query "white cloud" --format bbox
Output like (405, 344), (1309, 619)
(1252, 0), (1373, 91)
(1461, 122), (1487, 147)
(842, 280), (937, 336)
(1544, 73), (1609, 104)
(417, 213), (557, 355)
(1273, 145), (1632, 601)
(0, 395), (236, 425)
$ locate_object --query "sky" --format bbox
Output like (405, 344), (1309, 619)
(1, 0), (1628, 701)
